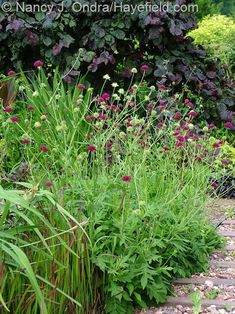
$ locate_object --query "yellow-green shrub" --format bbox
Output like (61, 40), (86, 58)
(189, 15), (235, 70)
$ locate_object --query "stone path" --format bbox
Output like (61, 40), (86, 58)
(136, 204), (235, 314)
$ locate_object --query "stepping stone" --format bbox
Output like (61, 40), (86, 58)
(210, 261), (235, 268)
(174, 277), (235, 286)
(219, 230), (235, 237)
(165, 296), (235, 309)
(225, 245), (235, 251)
(222, 220), (235, 225)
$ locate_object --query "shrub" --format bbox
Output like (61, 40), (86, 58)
(189, 15), (235, 72)
(0, 0), (234, 122)
(195, 0), (222, 20)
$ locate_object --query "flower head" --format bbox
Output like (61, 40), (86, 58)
(188, 110), (198, 118)
(33, 60), (44, 68)
(102, 93), (110, 101)
(44, 181), (54, 187)
(27, 105), (35, 111)
(77, 83), (86, 90)
(103, 74), (111, 81)
(21, 139), (30, 145)
(34, 122), (42, 128)
(86, 115), (96, 121)
(40, 145), (49, 152)
(7, 70), (16, 76)
(224, 122), (233, 129)
(140, 65), (150, 72)
(122, 176), (132, 182)
(3, 106), (13, 113)
(10, 116), (19, 123)
(87, 145), (96, 152)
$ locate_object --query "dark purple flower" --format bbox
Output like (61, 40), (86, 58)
(140, 65), (150, 71)
(87, 145), (96, 152)
(86, 115), (96, 121)
(33, 60), (44, 68)
(224, 122), (233, 129)
(10, 116), (19, 123)
(3, 106), (13, 113)
(21, 139), (30, 145)
(102, 93), (110, 101)
(77, 83), (86, 90)
(188, 110), (198, 118)
(27, 105), (35, 111)
(40, 145), (49, 152)
(122, 176), (132, 182)
(7, 70), (16, 76)
(44, 181), (54, 187)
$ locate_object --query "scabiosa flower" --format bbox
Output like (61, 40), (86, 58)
(106, 142), (113, 149)
(10, 116), (19, 123)
(159, 99), (167, 105)
(147, 104), (154, 110)
(188, 110), (198, 118)
(221, 159), (232, 165)
(131, 68), (138, 74)
(44, 181), (53, 187)
(213, 142), (221, 148)
(103, 74), (111, 81)
(174, 112), (181, 121)
(208, 123), (217, 130)
(41, 115), (47, 121)
(156, 122), (164, 128)
(224, 122), (234, 129)
(122, 175), (132, 182)
(77, 83), (86, 90)
(158, 84), (167, 90)
(210, 181), (218, 188)
(40, 145), (49, 152)
(140, 65), (150, 71)
(102, 93), (110, 101)
(7, 70), (16, 76)
(87, 145), (96, 152)
(176, 135), (185, 142)
(99, 115), (108, 121)
(86, 115), (96, 121)
(158, 105), (165, 112)
(176, 141), (185, 148)
(97, 96), (105, 103)
(21, 139), (30, 145)
(3, 106), (13, 113)
(33, 60), (44, 68)
(195, 156), (203, 162)
(27, 105), (35, 111)
(34, 122), (42, 128)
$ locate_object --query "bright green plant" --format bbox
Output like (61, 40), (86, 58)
(189, 15), (235, 73)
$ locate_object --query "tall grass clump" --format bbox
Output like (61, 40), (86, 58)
(0, 67), (222, 313)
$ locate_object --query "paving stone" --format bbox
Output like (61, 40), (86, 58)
(174, 277), (235, 286)
(220, 230), (235, 237)
(165, 296), (235, 309)
(210, 261), (235, 268)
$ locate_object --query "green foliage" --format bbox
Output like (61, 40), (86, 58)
(195, 0), (222, 20)
(0, 0), (234, 121)
(0, 70), (223, 313)
(189, 15), (235, 73)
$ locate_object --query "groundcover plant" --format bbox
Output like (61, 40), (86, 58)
(0, 66), (225, 313)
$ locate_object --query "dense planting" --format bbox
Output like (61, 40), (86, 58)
(0, 0), (234, 122)
(0, 68), (225, 313)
